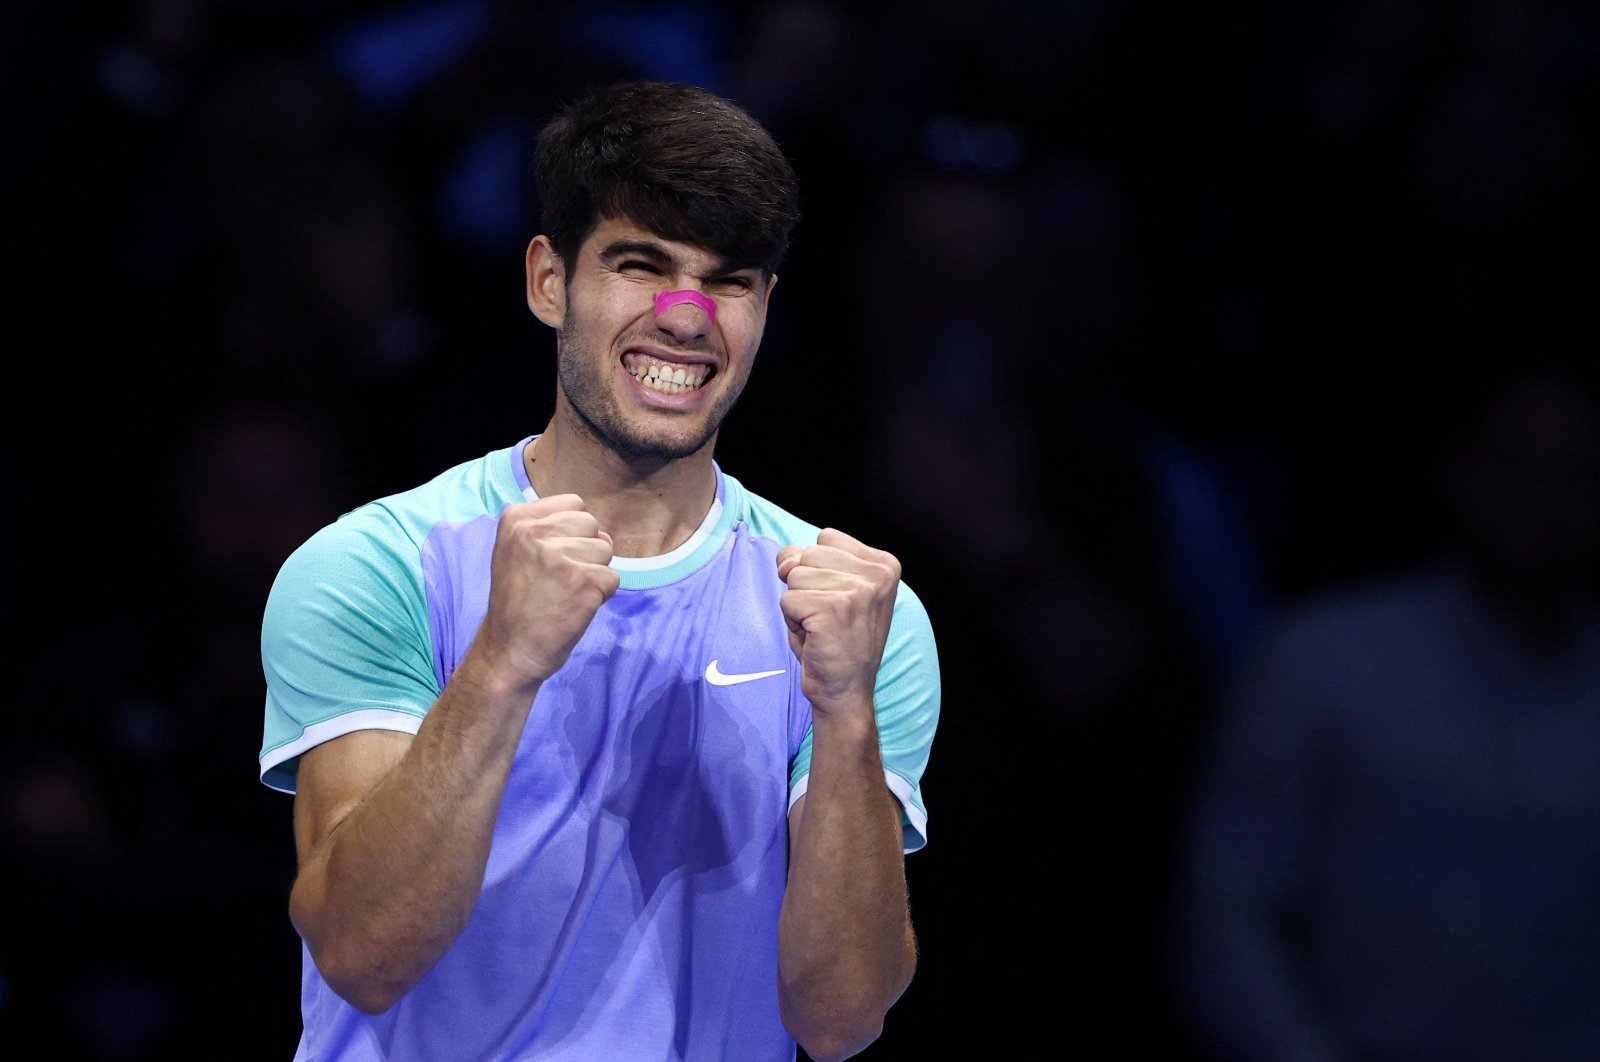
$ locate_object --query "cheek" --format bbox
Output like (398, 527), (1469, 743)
(578, 285), (652, 331)
(723, 304), (767, 357)
(722, 336), (762, 381)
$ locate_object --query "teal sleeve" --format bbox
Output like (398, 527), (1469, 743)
(258, 511), (440, 792)
(789, 578), (941, 853)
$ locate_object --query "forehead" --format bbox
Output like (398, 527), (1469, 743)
(581, 216), (742, 274)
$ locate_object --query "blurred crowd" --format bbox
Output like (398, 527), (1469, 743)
(8, 0), (1599, 1058)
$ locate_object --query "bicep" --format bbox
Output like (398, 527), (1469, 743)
(292, 729), (414, 869)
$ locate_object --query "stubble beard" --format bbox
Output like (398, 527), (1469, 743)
(555, 313), (748, 463)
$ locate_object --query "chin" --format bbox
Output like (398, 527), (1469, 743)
(604, 419), (718, 462)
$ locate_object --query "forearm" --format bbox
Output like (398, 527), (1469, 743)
(778, 702), (916, 1062)
(290, 660), (537, 1013)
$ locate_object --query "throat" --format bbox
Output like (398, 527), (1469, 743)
(522, 433), (718, 559)
(605, 500), (717, 559)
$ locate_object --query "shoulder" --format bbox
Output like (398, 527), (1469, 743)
(299, 443), (527, 554)
(723, 477), (940, 679)
(364, 441), (530, 533)
(267, 442), (527, 618)
(723, 469), (935, 625)
(721, 472), (825, 547)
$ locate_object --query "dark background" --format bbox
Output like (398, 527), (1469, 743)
(6, 0), (1598, 1058)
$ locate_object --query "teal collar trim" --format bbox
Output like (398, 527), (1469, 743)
(507, 436), (733, 590)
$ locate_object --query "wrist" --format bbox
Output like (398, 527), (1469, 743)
(806, 700), (878, 748)
(453, 643), (546, 705)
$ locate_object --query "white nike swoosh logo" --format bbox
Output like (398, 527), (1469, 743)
(705, 660), (787, 686)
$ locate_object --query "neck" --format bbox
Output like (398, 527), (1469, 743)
(524, 421), (718, 559)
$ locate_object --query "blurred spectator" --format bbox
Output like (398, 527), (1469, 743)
(846, 159), (1254, 1058)
(1175, 350), (1600, 1062)
(2, 397), (355, 1060)
(188, 47), (437, 388)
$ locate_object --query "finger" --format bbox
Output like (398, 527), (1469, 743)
(521, 493), (589, 516)
(775, 545), (804, 581)
(817, 527), (889, 556)
(816, 526), (861, 547)
(795, 543), (866, 572)
(817, 529), (900, 569)
(779, 586), (865, 630)
(804, 538), (891, 565)
(520, 509), (606, 540)
(780, 564), (863, 592)
(778, 590), (814, 631)
(558, 537), (616, 566)
(593, 565), (622, 600)
(793, 546), (900, 589)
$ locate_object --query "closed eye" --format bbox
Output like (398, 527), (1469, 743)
(619, 258), (665, 276)
(706, 274), (757, 295)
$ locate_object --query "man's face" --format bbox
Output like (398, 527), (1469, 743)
(551, 216), (773, 462)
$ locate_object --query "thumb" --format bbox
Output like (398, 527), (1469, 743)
(776, 545), (803, 582)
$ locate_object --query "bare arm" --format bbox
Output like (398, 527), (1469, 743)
(287, 495), (617, 1013)
(289, 663), (538, 1013)
(775, 531), (918, 1062)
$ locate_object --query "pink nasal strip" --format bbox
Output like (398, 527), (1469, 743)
(655, 289), (717, 325)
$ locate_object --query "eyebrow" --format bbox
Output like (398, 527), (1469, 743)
(599, 238), (674, 266)
(598, 238), (760, 278)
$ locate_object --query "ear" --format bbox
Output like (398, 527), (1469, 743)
(525, 235), (565, 327)
(758, 272), (778, 326)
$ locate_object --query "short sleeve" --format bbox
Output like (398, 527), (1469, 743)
(258, 513), (440, 793)
(788, 578), (941, 854)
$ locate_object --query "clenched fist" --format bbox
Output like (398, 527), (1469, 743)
(474, 493), (619, 692)
(776, 528), (901, 711)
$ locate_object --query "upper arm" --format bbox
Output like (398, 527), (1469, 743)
(292, 728), (415, 870)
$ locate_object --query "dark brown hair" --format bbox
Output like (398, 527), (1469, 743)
(534, 80), (802, 275)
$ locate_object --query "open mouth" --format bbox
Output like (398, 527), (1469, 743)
(625, 354), (711, 395)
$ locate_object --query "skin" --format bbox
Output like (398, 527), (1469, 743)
(288, 216), (916, 1060)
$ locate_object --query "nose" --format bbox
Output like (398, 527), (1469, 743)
(654, 289), (717, 340)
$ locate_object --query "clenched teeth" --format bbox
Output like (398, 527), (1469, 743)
(630, 359), (708, 394)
